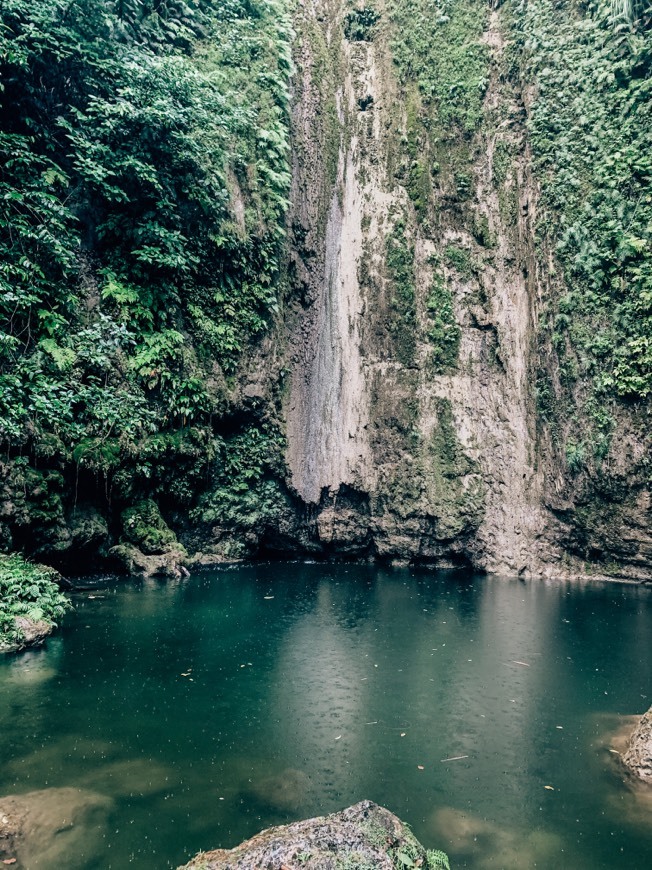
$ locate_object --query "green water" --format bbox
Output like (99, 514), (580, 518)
(0, 564), (650, 869)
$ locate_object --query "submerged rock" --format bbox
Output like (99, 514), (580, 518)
(622, 706), (652, 783)
(0, 786), (113, 869)
(179, 800), (449, 869)
(243, 768), (312, 814)
(430, 807), (563, 870)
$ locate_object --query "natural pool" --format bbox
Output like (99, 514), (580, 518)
(0, 563), (650, 869)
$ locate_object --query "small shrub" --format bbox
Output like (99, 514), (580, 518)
(565, 440), (586, 474)
(343, 6), (380, 41)
(426, 849), (451, 870)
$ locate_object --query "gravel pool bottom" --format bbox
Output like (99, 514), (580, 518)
(0, 564), (650, 869)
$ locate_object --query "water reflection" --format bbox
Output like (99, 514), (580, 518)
(0, 565), (650, 869)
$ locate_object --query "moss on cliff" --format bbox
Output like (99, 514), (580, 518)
(386, 217), (418, 366)
(507, 0), (652, 418)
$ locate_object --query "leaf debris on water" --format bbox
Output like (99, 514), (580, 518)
(544, 785), (555, 790)
(441, 755), (469, 762)
(335, 735), (342, 740)
(417, 765), (424, 770)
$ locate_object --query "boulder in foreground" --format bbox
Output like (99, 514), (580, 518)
(622, 706), (652, 783)
(179, 800), (449, 869)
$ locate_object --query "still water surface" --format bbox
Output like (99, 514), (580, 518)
(0, 564), (651, 868)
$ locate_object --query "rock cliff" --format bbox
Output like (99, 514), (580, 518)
(271, 0), (651, 581)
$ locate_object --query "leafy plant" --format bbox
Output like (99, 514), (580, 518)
(0, 553), (70, 646)
(426, 850), (451, 870)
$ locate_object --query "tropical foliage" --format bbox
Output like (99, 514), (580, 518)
(508, 0), (652, 408)
(0, 554), (70, 646)
(0, 0), (292, 557)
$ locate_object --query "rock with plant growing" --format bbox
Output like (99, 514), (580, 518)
(179, 800), (449, 869)
(0, 554), (70, 653)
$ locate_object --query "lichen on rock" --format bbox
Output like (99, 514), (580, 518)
(622, 706), (652, 784)
(179, 800), (450, 869)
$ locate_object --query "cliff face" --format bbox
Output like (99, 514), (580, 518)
(2, 1), (649, 582)
(274, 0), (651, 581)
(280, 0), (539, 573)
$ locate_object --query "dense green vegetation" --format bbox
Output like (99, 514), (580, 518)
(0, 554), (69, 647)
(0, 0), (292, 561)
(0, 0), (649, 571)
(507, 0), (652, 463)
(390, 0), (489, 132)
(190, 421), (288, 558)
(385, 0), (488, 372)
(389, 0), (489, 219)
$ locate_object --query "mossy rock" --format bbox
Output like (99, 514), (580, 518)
(113, 500), (187, 577)
(109, 542), (188, 579)
(121, 499), (179, 555)
(179, 800), (449, 869)
(69, 505), (109, 552)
